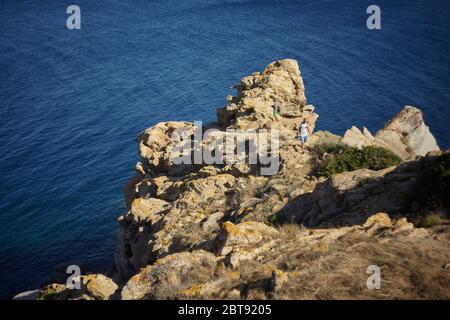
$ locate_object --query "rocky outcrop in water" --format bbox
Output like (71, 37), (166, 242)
(28, 59), (449, 300)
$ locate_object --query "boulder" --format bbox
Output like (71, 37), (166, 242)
(12, 290), (40, 300)
(363, 212), (393, 228)
(342, 126), (374, 149)
(215, 221), (279, 267)
(374, 106), (439, 159)
(138, 121), (198, 176)
(341, 106), (440, 160)
(130, 197), (171, 222)
(216, 221), (279, 256)
(37, 274), (118, 300)
(81, 274), (118, 300)
(121, 251), (219, 300)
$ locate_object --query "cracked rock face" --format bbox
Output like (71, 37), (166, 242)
(121, 250), (220, 300)
(27, 59), (448, 300)
(218, 59), (317, 135)
(36, 274), (118, 300)
(115, 59), (319, 280)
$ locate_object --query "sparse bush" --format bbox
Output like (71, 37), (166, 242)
(356, 176), (378, 187)
(267, 214), (279, 225)
(309, 143), (348, 162)
(416, 213), (445, 228)
(414, 153), (450, 211)
(316, 145), (402, 177)
(277, 223), (307, 240)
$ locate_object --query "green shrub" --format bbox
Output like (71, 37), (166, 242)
(414, 153), (450, 210)
(417, 213), (445, 228)
(316, 145), (402, 177)
(309, 143), (349, 170)
(309, 143), (348, 160)
(267, 214), (279, 225)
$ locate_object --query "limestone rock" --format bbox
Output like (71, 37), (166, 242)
(342, 126), (374, 148)
(217, 59), (318, 135)
(341, 106), (439, 160)
(312, 130), (342, 145)
(201, 211), (224, 232)
(37, 274), (118, 300)
(81, 274), (118, 300)
(17, 59), (450, 301)
(363, 212), (393, 235)
(215, 221), (279, 267)
(275, 156), (436, 227)
(216, 221), (279, 256)
(363, 212), (393, 228)
(121, 250), (219, 300)
(303, 104), (315, 113)
(138, 121), (198, 176)
(374, 106), (440, 159)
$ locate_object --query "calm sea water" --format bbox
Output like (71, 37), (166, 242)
(0, 0), (449, 298)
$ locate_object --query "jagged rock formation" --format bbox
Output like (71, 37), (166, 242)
(27, 59), (448, 300)
(217, 60), (314, 132)
(115, 59), (319, 279)
(341, 126), (375, 148)
(342, 106), (440, 160)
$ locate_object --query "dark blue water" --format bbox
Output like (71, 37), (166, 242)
(0, 0), (449, 298)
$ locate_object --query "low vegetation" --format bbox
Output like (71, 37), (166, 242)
(414, 153), (450, 211)
(416, 213), (446, 228)
(309, 143), (402, 177)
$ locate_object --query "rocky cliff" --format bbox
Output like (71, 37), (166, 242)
(22, 59), (449, 300)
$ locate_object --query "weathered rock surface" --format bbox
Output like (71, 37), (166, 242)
(218, 59), (318, 137)
(113, 60), (447, 299)
(24, 59), (448, 300)
(115, 59), (320, 280)
(37, 274), (118, 300)
(274, 154), (444, 227)
(121, 250), (220, 300)
(342, 126), (374, 148)
(117, 213), (449, 299)
(216, 221), (279, 267)
(342, 106), (440, 160)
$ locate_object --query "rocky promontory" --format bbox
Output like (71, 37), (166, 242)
(20, 59), (449, 300)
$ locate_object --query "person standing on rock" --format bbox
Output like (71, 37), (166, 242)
(298, 118), (311, 152)
(272, 99), (281, 121)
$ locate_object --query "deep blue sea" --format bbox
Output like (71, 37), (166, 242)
(0, 0), (449, 298)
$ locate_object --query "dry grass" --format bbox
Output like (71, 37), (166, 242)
(415, 212), (446, 228)
(208, 222), (450, 300)
(276, 223), (308, 240)
(272, 236), (450, 299)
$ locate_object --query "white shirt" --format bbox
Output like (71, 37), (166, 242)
(299, 122), (309, 136)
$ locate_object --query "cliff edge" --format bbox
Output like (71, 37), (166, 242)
(21, 59), (449, 300)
